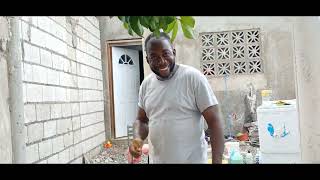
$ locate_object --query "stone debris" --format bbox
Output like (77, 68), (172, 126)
(90, 143), (148, 164)
(244, 121), (259, 147)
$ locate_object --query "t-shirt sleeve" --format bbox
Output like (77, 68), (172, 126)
(194, 72), (219, 113)
(138, 82), (145, 110)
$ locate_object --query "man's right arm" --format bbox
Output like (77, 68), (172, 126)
(133, 107), (149, 140)
(129, 107), (149, 158)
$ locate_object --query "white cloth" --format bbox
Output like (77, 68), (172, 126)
(138, 64), (218, 163)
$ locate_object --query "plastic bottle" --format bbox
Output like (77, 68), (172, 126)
(245, 151), (253, 164)
(230, 149), (243, 164)
(261, 90), (272, 106)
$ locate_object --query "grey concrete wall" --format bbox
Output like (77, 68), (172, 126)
(20, 16), (105, 163)
(104, 16), (297, 135)
(0, 17), (13, 163)
(292, 17), (320, 163)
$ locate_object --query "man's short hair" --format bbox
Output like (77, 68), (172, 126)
(144, 32), (171, 52)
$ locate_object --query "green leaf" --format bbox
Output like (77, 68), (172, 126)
(152, 16), (160, 30)
(171, 20), (178, 42)
(118, 16), (126, 22)
(139, 16), (149, 28)
(153, 16), (160, 25)
(180, 20), (195, 39)
(154, 29), (160, 38)
(159, 16), (169, 32)
(129, 16), (144, 36)
(125, 16), (130, 23)
(149, 18), (157, 31)
(180, 16), (195, 28)
(165, 16), (176, 25)
(123, 22), (129, 30)
(128, 26), (133, 36)
(159, 16), (165, 28)
(165, 19), (177, 33)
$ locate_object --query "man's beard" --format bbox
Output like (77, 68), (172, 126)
(151, 63), (175, 80)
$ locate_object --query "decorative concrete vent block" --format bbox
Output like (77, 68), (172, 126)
(200, 29), (263, 77)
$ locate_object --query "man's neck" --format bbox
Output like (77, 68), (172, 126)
(156, 64), (179, 81)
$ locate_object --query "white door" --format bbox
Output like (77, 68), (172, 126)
(112, 47), (140, 138)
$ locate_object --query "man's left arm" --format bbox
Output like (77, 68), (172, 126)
(202, 105), (224, 164)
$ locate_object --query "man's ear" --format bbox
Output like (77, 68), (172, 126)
(146, 56), (150, 64)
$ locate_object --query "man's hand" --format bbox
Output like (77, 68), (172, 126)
(129, 138), (144, 158)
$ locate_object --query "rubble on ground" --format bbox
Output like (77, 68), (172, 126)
(90, 143), (148, 164)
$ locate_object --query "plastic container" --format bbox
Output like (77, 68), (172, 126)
(245, 151), (253, 164)
(230, 149), (244, 164)
(261, 90), (272, 106)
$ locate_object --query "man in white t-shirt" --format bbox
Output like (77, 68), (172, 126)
(129, 32), (224, 164)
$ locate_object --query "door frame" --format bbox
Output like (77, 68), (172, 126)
(106, 38), (143, 139)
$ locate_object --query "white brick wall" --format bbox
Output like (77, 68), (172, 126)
(82, 90), (102, 101)
(27, 123), (43, 143)
(69, 145), (75, 161)
(24, 43), (40, 64)
(26, 84), (43, 102)
(37, 17), (50, 33)
(31, 26), (46, 48)
(36, 104), (51, 121)
(47, 154), (59, 163)
(26, 144), (39, 163)
(31, 16), (38, 27)
(52, 136), (64, 154)
(39, 139), (53, 159)
(21, 20), (29, 41)
(58, 148), (69, 163)
(61, 57), (71, 73)
(24, 104), (36, 124)
(52, 54), (64, 70)
(70, 89), (79, 102)
(72, 117), (81, 131)
(74, 142), (83, 158)
(33, 65), (48, 84)
(86, 102), (95, 114)
(80, 113), (99, 127)
(96, 112), (104, 121)
(73, 129), (82, 144)
(23, 83), (27, 103)
(61, 103), (72, 117)
(97, 81), (103, 90)
(40, 49), (52, 68)
(71, 103), (79, 116)
(23, 63), (33, 81)
(55, 87), (66, 102)
(79, 102), (87, 114)
(57, 118), (72, 134)
(71, 61), (77, 74)
(43, 86), (55, 102)
(87, 101), (104, 112)
(47, 69), (60, 85)
(70, 157), (82, 164)
(81, 122), (104, 140)
(51, 104), (62, 119)
(66, 89), (71, 102)
(63, 132), (74, 148)
(21, 16), (105, 164)
(44, 121), (57, 138)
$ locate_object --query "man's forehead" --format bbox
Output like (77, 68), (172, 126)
(147, 37), (172, 50)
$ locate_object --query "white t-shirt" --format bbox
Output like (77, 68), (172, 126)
(138, 64), (218, 163)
